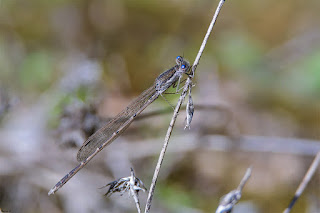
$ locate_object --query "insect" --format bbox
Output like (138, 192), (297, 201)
(49, 56), (190, 195)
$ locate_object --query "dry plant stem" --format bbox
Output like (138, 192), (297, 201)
(144, 83), (190, 213)
(131, 187), (141, 213)
(130, 169), (142, 213)
(237, 167), (252, 192)
(283, 151), (320, 213)
(192, 0), (226, 74)
(144, 1), (226, 212)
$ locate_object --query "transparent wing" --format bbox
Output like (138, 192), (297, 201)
(77, 84), (158, 161)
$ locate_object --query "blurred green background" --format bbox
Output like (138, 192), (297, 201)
(0, 0), (319, 212)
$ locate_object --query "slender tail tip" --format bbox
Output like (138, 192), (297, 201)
(48, 188), (55, 196)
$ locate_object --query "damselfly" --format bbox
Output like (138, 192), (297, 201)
(49, 56), (190, 195)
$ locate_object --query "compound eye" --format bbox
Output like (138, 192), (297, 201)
(181, 64), (186, 69)
(176, 56), (183, 65)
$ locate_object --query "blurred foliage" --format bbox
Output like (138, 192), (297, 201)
(19, 50), (54, 92)
(49, 86), (91, 128)
(158, 183), (198, 211)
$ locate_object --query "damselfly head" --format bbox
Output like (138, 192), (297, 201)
(179, 59), (190, 73)
(175, 56), (183, 65)
(176, 56), (190, 72)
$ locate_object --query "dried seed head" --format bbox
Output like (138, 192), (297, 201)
(216, 190), (241, 213)
(184, 87), (194, 130)
(101, 168), (147, 197)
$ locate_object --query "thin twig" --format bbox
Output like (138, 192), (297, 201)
(144, 79), (190, 213)
(129, 168), (142, 213)
(144, 1), (226, 212)
(135, 103), (233, 121)
(192, 0), (226, 75)
(283, 151), (320, 213)
(119, 135), (320, 160)
(215, 167), (252, 213)
(237, 167), (252, 192)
